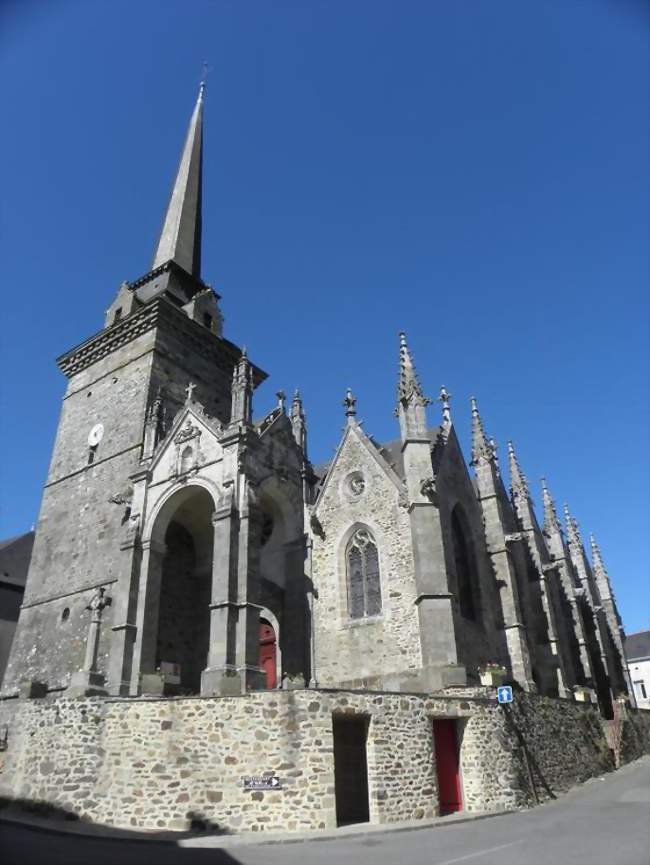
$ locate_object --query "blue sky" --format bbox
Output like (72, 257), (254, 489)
(1, 1), (648, 631)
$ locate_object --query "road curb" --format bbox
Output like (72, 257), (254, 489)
(0, 807), (514, 848)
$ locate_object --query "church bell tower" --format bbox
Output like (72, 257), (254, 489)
(2, 84), (273, 697)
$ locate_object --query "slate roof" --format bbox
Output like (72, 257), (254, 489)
(0, 531), (34, 589)
(625, 630), (650, 661)
(313, 426), (442, 488)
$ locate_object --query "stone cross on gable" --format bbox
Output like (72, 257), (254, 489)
(185, 381), (197, 403)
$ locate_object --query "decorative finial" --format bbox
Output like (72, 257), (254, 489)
(470, 396), (498, 468)
(438, 385), (452, 424)
(276, 390), (286, 412)
(563, 503), (582, 545)
(507, 440), (529, 501)
(397, 331), (431, 410)
(241, 345), (247, 358)
(541, 477), (561, 536)
(343, 387), (357, 419)
(185, 381), (197, 403)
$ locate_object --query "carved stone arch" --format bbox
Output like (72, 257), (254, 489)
(336, 520), (385, 624)
(142, 477), (221, 547)
(133, 481), (221, 695)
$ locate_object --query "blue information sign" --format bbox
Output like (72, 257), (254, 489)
(497, 685), (513, 704)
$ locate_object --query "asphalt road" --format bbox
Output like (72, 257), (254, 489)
(1, 757), (649, 865)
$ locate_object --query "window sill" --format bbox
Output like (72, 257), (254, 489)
(341, 614), (384, 630)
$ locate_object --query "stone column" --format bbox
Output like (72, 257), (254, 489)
(470, 401), (535, 690)
(129, 538), (166, 695)
(476, 483), (535, 690)
(107, 514), (142, 695)
(234, 480), (265, 691)
(282, 535), (309, 685)
(201, 485), (240, 695)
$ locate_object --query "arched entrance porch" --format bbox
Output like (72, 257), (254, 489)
(133, 485), (215, 695)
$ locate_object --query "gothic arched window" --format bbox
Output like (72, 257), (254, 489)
(346, 528), (382, 619)
(451, 506), (481, 622)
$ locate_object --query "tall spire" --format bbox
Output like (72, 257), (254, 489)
(152, 83), (205, 277)
(507, 440), (529, 501)
(470, 397), (498, 467)
(541, 477), (561, 536)
(397, 333), (431, 409)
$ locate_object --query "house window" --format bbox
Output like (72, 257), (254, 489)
(203, 313), (213, 329)
(113, 307), (123, 323)
(634, 680), (647, 700)
(346, 528), (381, 619)
(87, 445), (97, 465)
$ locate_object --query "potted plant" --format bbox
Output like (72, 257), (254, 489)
(479, 662), (508, 687)
(573, 684), (594, 703)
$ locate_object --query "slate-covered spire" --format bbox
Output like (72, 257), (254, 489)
(470, 397), (498, 467)
(152, 82), (205, 277)
(397, 332), (431, 409)
(590, 534), (613, 601)
(541, 477), (561, 536)
(507, 440), (529, 502)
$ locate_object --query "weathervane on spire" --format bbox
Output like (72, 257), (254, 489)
(198, 60), (212, 101)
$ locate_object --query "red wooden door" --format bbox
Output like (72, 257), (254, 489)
(258, 619), (277, 689)
(433, 719), (462, 814)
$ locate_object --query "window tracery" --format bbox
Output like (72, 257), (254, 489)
(346, 528), (382, 619)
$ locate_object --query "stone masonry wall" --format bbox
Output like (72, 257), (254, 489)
(1, 687), (642, 834)
(311, 426), (423, 687)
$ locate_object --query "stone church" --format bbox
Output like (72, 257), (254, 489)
(1, 84), (632, 725)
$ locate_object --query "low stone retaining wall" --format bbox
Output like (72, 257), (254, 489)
(0, 688), (643, 833)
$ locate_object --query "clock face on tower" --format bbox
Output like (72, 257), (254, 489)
(87, 423), (105, 447)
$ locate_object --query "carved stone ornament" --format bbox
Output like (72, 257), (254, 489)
(124, 512), (140, 542)
(108, 484), (134, 506)
(215, 484), (235, 514)
(419, 477), (436, 500)
(342, 471), (366, 502)
(175, 419), (201, 444)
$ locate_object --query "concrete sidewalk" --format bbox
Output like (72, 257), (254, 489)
(0, 805), (513, 848)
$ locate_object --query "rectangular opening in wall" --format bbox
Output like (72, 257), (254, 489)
(433, 718), (463, 815)
(332, 714), (370, 826)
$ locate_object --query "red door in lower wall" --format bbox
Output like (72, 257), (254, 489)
(258, 619), (277, 689)
(433, 719), (463, 814)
